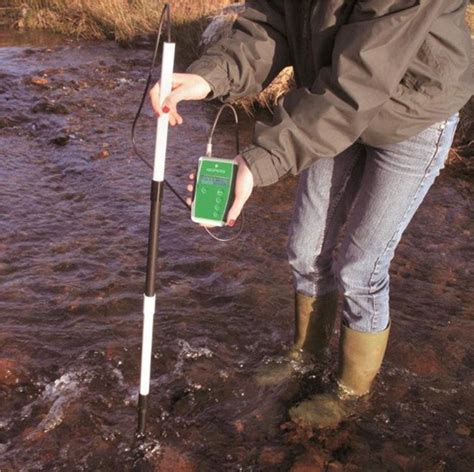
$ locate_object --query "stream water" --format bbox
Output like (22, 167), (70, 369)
(0, 30), (473, 471)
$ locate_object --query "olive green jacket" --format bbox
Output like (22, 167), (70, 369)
(187, 0), (472, 186)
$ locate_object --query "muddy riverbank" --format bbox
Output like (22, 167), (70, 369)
(0, 30), (473, 471)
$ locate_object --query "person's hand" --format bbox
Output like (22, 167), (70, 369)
(186, 155), (254, 227)
(149, 73), (211, 126)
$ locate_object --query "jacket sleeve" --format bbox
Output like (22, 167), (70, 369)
(242, 0), (447, 187)
(186, 0), (290, 101)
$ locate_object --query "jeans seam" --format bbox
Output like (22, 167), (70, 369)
(367, 124), (446, 331)
(310, 151), (362, 294)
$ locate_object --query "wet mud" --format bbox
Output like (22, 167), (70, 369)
(0, 30), (473, 471)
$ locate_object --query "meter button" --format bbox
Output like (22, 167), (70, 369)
(216, 197), (222, 204)
(214, 205), (221, 211)
(200, 188), (207, 194)
(217, 190), (224, 197)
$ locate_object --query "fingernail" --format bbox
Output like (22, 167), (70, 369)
(228, 220), (235, 227)
(162, 105), (170, 113)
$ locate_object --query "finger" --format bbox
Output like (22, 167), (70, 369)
(172, 111), (182, 126)
(186, 197), (192, 206)
(186, 184), (194, 193)
(188, 173), (195, 180)
(169, 111), (183, 125)
(226, 198), (245, 226)
(149, 83), (162, 116)
(161, 97), (183, 126)
(161, 91), (180, 115)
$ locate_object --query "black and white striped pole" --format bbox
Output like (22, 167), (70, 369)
(137, 11), (175, 435)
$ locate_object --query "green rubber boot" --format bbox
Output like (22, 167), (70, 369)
(255, 291), (338, 386)
(289, 321), (390, 428)
(291, 291), (339, 359)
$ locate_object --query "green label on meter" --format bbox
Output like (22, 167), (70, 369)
(192, 157), (236, 226)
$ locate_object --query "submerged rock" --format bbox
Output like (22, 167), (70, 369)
(0, 114), (29, 128)
(258, 446), (287, 467)
(31, 99), (69, 115)
(50, 134), (70, 146)
(152, 446), (196, 472)
(290, 448), (326, 472)
(29, 76), (50, 87)
(91, 149), (110, 160)
(0, 358), (28, 386)
(455, 424), (471, 437)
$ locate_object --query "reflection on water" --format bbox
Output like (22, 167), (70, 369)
(0, 29), (72, 48)
(0, 29), (473, 471)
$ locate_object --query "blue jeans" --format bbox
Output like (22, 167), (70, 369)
(288, 113), (459, 333)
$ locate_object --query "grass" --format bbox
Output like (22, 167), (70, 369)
(449, 97), (474, 182)
(7, 0), (232, 60)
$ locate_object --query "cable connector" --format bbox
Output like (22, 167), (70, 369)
(206, 142), (213, 157)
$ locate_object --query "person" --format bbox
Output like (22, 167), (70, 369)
(150, 1), (472, 428)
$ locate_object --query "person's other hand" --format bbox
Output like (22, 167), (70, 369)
(186, 155), (254, 227)
(149, 73), (211, 126)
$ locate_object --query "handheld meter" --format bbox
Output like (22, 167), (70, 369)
(191, 157), (237, 226)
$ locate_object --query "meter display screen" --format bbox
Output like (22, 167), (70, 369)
(200, 176), (229, 187)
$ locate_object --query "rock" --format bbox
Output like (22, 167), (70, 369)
(290, 457), (325, 472)
(322, 430), (353, 458)
(153, 446), (196, 472)
(51, 134), (70, 146)
(30, 76), (50, 87)
(455, 424), (471, 436)
(290, 448), (326, 472)
(105, 344), (123, 362)
(0, 115), (28, 128)
(31, 99), (69, 115)
(130, 33), (154, 49)
(91, 149), (110, 160)
(200, 3), (245, 48)
(0, 358), (28, 386)
(388, 382), (410, 403)
(258, 446), (286, 467)
(233, 419), (245, 433)
(15, 17), (25, 30)
(392, 453), (411, 469)
(326, 461), (344, 472)
(382, 442), (412, 470)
